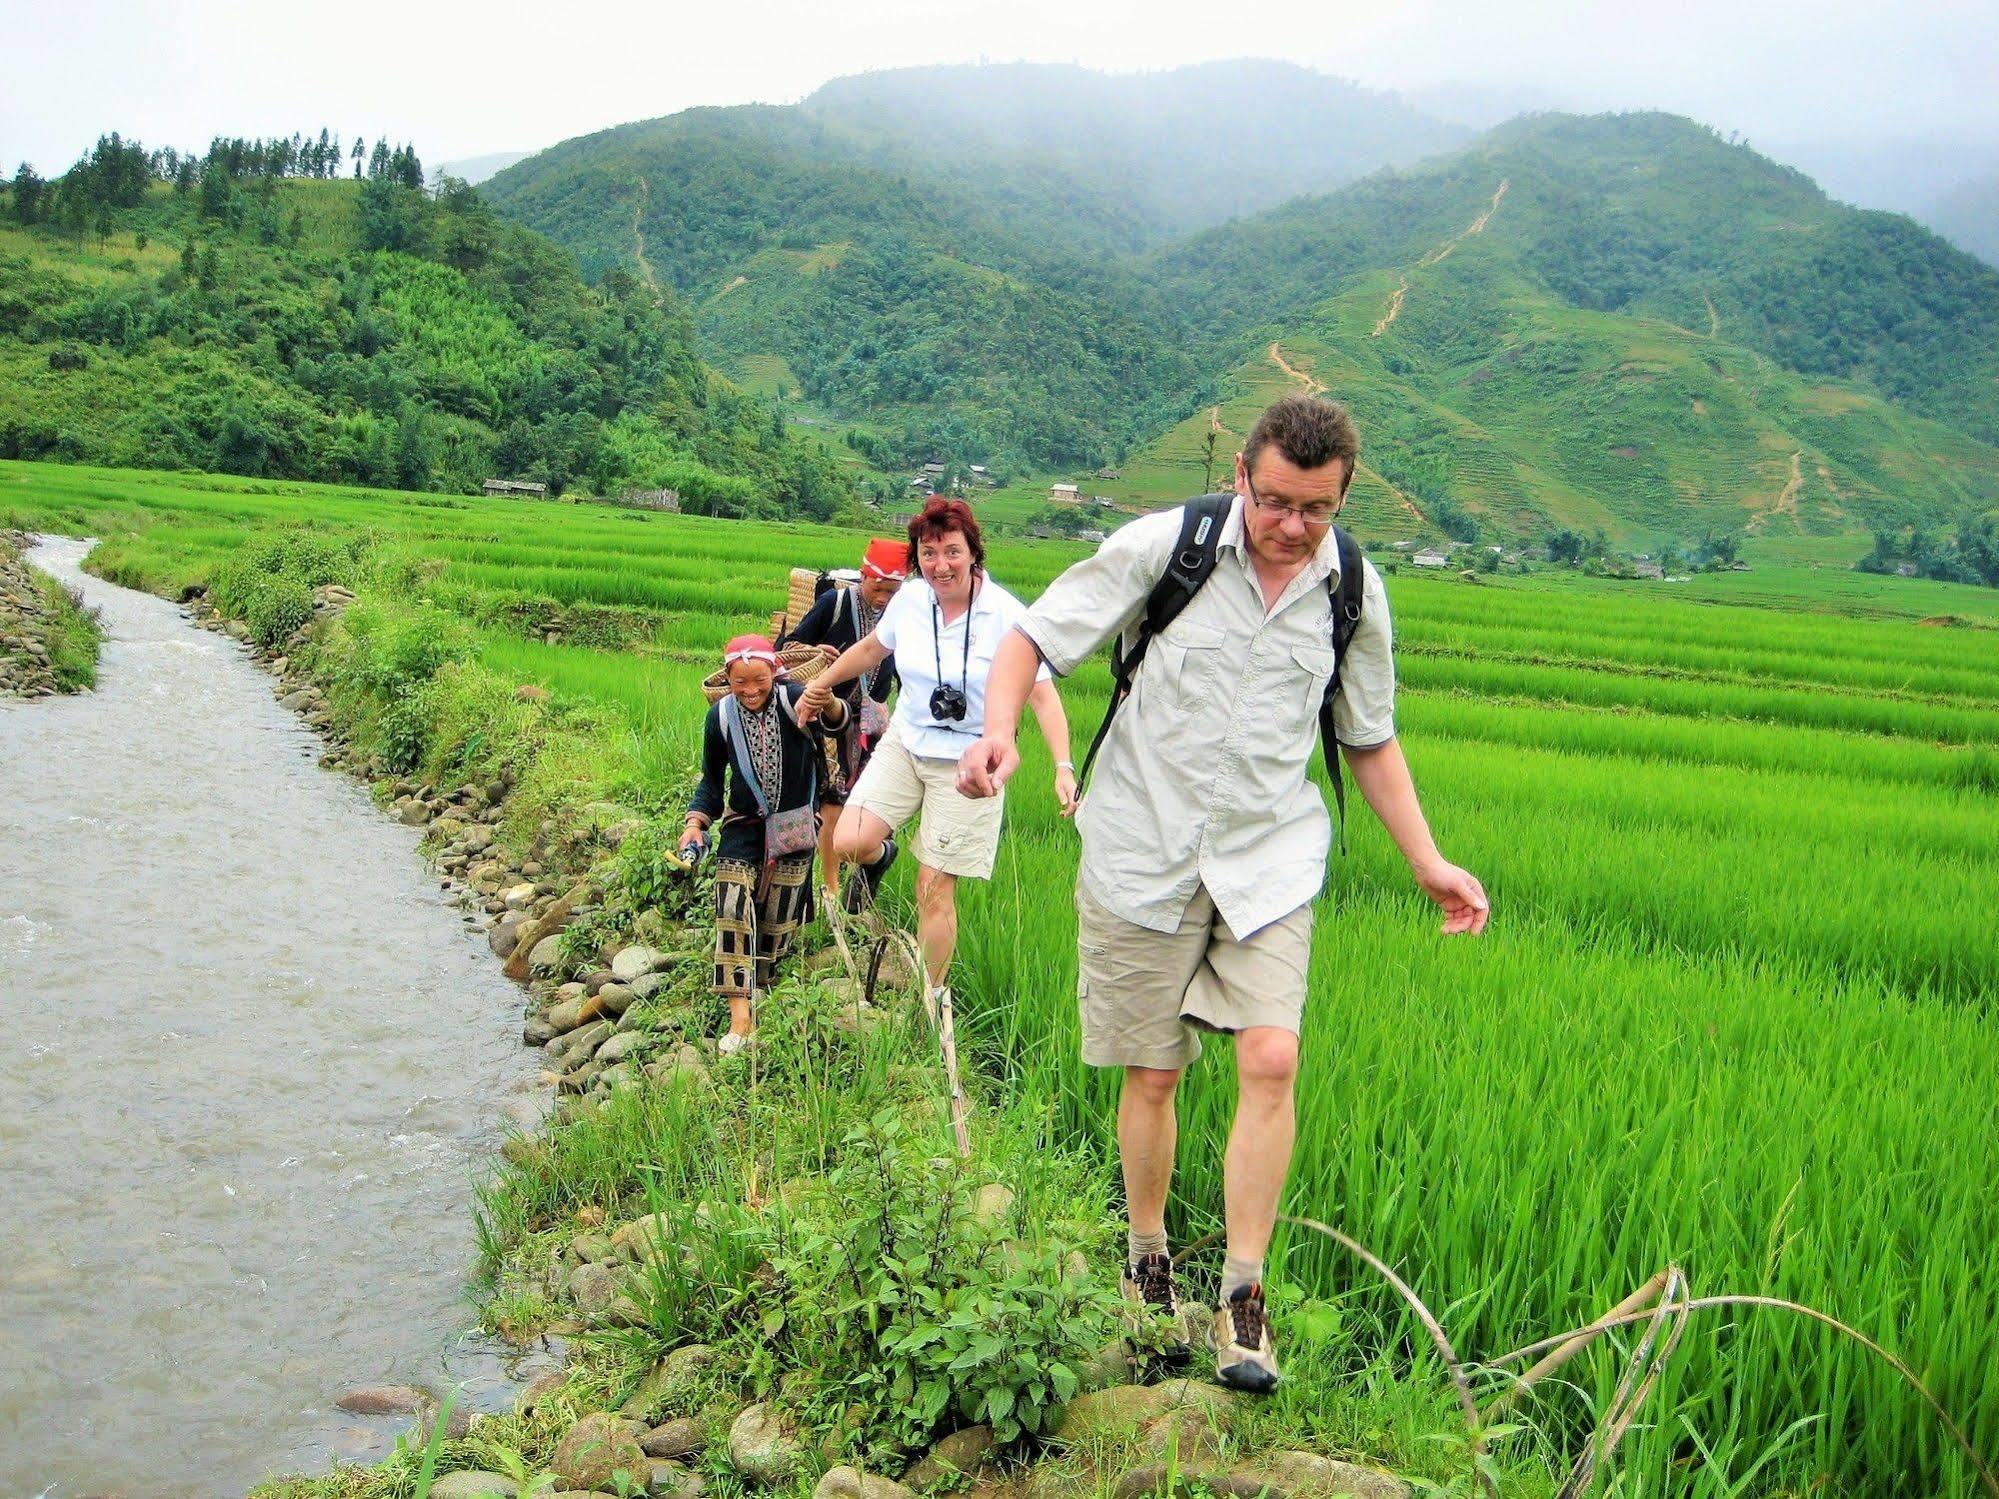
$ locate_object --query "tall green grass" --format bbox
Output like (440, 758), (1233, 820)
(10, 455), (1999, 1495)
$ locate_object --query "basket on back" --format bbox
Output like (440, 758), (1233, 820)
(702, 643), (830, 704)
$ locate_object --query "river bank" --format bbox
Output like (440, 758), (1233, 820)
(94, 529), (1496, 1498)
(1, 527), (102, 694)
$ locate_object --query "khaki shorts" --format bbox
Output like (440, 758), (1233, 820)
(1075, 878), (1313, 1070)
(846, 720), (1005, 879)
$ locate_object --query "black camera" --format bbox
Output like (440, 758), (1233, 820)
(929, 683), (968, 723)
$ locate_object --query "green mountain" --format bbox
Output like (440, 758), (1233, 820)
(0, 135), (852, 516)
(1158, 113), (1999, 446)
(1932, 171), (1999, 269)
(480, 62), (1467, 474)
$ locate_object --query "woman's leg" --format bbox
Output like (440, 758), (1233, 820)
(914, 861), (958, 990)
(713, 860), (758, 1037)
(833, 803), (895, 865)
(816, 803), (844, 899)
(756, 859), (813, 993)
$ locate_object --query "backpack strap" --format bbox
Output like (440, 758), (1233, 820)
(1319, 525), (1366, 855)
(1078, 493), (1233, 787)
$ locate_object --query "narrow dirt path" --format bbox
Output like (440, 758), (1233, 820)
(1371, 282), (1408, 339)
(1775, 449), (1802, 520)
(1703, 289), (1720, 339)
(631, 175), (664, 304)
(1373, 179), (1509, 337)
(1265, 342), (1427, 525)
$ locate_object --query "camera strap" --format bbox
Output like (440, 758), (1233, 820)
(931, 589), (972, 725)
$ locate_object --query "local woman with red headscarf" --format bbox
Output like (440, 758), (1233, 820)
(801, 498), (1076, 1009)
(779, 537), (907, 905)
(680, 635), (849, 1054)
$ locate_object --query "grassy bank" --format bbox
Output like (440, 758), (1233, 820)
(1, 528), (103, 692)
(6, 457), (1997, 1496)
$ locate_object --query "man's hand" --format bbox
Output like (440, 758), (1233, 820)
(1414, 857), (1489, 936)
(956, 735), (1020, 799)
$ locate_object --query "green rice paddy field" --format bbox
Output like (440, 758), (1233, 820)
(9, 458), (1998, 1496)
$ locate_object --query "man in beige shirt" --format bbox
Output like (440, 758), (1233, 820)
(958, 395), (1488, 1392)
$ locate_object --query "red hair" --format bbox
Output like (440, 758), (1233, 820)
(906, 495), (985, 574)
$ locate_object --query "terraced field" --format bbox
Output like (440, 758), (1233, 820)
(8, 457), (1997, 1497)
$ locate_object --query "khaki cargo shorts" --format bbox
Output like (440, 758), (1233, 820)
(1075, 878), (1313, 1070)
(847, 720), (1005, 879)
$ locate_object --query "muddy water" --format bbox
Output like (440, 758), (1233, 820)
(0, 538), (541, 1496)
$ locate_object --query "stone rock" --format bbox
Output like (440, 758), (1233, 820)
(650, 1460), (709, 1498)
(549, 1412), (649, 1493)
(817, 1467), (917, 1499)
(527, 934), (565, 972)
(1238, 1452), (1410, 1499)
(1051, 1380), (1232, 1444)
(504, 883), (593, 981)
(568, 1231), (617, 1265)
(400, 801), (431, 826)
(280, 688), (314, 711)
(490, 912), (529, 957)
(596, 982), (635, 1016)
(429, 1472), (520, 1498)
(902, 1425), (996, 1489)
(728, 1403), (801, 1483)
(567, 1261), (619, 1316)
(545, 996), (588, 1033)
(620, 1343), (717, 1420)
(411, 1402), (475, 1444)
(523, 1018), (557, 1046)
(464, 826), (494, 852)
(504, 882), (537, 910)
(335, 1384), (432, 1415)
(596, 1031), (644, 1066)
(613, 1211), (679, 1262)
(970, 1184), (1015, 1226)
(611, 946), (662, 982)
(642, 1417), (708, 1458)
(629, 972), (666, 1001)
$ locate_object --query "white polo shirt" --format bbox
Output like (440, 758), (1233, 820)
(875, 573), (1050, 761)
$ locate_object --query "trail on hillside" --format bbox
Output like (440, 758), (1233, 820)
(631, 176), (664, 304)
(1265, 342), (1428, 526)
(1702, 290), (1720, 340)
(1373, 179), (1509, 338)
(1775, 450), (1803, 520)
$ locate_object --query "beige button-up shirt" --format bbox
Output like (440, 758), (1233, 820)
(1017, 496), (1396, 938)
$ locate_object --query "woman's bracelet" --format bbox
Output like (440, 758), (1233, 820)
(1056, 760), (1074, 770)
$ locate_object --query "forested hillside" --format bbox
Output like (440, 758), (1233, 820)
(0, 133), (853, 516)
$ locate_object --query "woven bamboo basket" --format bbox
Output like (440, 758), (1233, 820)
(701, 642), (831, 704)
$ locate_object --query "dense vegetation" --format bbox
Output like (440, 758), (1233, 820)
(489, 89), (1999, 535)
(0, 133), (854, 516)
(12, 457), (1998, 1498)
(1858, 511), (1999, 587)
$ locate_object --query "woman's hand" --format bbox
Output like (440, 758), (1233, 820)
(797, 679), (833, 723)
(818, 643), (841, 661)
(1054, 763), (1080, 818)
(678, 820), (707, 854)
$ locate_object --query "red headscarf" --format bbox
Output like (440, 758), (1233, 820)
(860, 537), (907, 582)
(722, 634), (781, 672)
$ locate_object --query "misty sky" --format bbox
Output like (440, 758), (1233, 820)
(3, 0), (1995, 176)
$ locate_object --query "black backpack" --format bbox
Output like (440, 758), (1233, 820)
(1078, 493), (1369, 850)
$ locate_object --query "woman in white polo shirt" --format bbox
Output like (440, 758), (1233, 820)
(802, 496), (1076, 1001)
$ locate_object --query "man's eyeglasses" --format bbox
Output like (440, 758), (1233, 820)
(1244, 474), (1340, 528)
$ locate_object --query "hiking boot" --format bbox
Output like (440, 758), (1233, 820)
(1121, 1252), (1192, 1371)
(1212, 1283), (1280, 1393)
(845, 834), (898, 913)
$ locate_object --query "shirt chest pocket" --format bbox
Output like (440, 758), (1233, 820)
(1147, 620), (1226, 709)
(1288, 642), (1338, 731)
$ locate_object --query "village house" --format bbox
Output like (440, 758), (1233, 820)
(483, 478), (547, 499)
(1049, 483), (1080, 504)
(1412, 549), (1452, 569)
(1633, 562), (1665, 579)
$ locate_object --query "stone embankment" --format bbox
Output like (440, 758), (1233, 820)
(1, 530), (98, 696)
